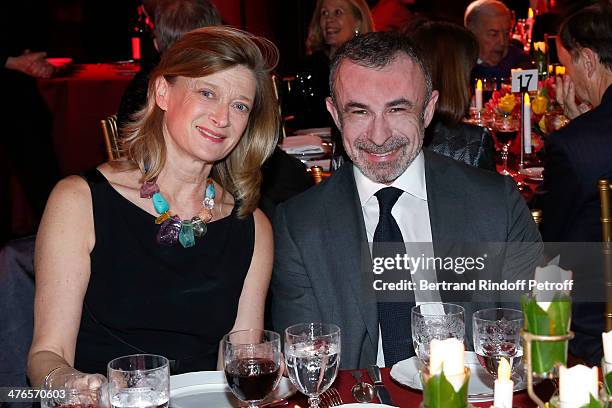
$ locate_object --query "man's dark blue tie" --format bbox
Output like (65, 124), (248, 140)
(373, 187), (415, 366)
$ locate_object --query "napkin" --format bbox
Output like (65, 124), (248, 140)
(280, 134), (325, 155)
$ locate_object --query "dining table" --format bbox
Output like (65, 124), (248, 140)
(36, 62), (138, 176)
(282, 368), (554, 407)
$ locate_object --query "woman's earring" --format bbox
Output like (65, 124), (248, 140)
(354, 28), (360, 36)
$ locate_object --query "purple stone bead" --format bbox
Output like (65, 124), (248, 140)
(140, 180), (160, 198)
(156, 215), (181, 245)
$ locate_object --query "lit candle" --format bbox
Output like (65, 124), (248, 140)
(556, 66), (566, 76)
(559, 365), (598, 408)
(604, 330), (612, 362)
(523, 93), (532, 154)
(475, 80), (483, 112)
(493, 357), (513, 408)
(429, 338), (465, 392)
(528, 7), (534, 19)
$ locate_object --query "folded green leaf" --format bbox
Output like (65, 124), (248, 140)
(422, 371), (468, 408)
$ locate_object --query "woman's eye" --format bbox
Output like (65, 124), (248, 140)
(334, 9), (343, 16)
(200, 90), (214, 98)
(321, 9), (328, 17)
(233, 102), (250, 113)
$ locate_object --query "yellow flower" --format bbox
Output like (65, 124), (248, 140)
(532, 95), (548, 115)
(534, 42), (546, 53)
(539, 116), (547, 133)
(498, 93), (516, 113)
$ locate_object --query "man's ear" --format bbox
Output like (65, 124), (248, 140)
(580, 47), (598, 78)
(155, 77), (169, 111)
(423, 90), (439, 128)
(326, 96), (342, 131)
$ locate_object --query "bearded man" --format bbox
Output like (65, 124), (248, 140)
(270, 31), (541, 369)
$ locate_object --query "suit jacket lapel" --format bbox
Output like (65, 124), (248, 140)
(424, 150), (472, 291)
(323, 163), (378, 353)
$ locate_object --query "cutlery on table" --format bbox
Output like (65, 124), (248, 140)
(367, 364), (395, 406)
(351, 370), (375, 403)
(319, 387), (343, 407)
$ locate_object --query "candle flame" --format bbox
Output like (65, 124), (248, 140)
(528, 8), (534, 18)
(476, 79), (482, 90)
(524, 93), (531, 105)
(498, 357), (511, 381)
(556, 66), (566, 76)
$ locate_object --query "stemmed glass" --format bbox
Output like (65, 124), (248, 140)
(411, 303), (465, 365)
(493, 114), (519, 176)
(107, 354), (170, 408)
(222, 329), (282, 408)
(473, 308), (524, 380)
(285, 323), (341, 408)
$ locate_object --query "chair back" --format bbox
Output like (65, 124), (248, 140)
(531, 209), (542, 227)
(309, 166), (331, 185)
(599, 179), (612, 331)
(101, 114), (120, 160)
(0, 236), (35, 388)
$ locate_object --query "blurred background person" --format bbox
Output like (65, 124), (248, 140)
(117, 0), (221, 128)
(535, 2), (612, 364)
(289, 0), (374, 130)
(465, 0), (530, 80)
(27, 27), (278, 386)
(411, 21), (495, 170)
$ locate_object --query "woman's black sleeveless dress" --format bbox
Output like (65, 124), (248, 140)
(74, 169), (255, 375)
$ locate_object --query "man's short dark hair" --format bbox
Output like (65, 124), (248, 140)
(559, 2), (612, 70)
(328, 31), (433, 106)
(154, 0), (221, 54)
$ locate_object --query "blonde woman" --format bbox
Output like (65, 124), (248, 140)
(291, 0), (374, 129)
(28, 27), (279, 388)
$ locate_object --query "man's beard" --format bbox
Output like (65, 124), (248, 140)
(349, 133), (423, 184)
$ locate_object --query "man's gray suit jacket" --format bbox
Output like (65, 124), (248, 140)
(271, 149), (542, 369)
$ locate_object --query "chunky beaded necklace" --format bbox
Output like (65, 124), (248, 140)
(140, 178), (216, 248)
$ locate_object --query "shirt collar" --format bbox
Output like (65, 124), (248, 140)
(354, 149), (427, 206)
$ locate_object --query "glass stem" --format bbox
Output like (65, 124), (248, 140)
(248, 403), (259, 408)
(309, 396), (320, 408)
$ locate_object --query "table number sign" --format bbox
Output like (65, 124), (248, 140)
(511, 69), (539, 93)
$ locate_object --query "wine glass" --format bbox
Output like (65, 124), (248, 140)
(493, 114), (519, 175)
(284, 323), (341, 408)
(222, 329), (282, 408)
(107, 354), (170, 408)
(411, 303), (465, 365)
(473, 308), (524, 380)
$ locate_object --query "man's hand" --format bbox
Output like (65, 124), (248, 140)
(555, 75), (582, 119)
(5, 50), (55, 78)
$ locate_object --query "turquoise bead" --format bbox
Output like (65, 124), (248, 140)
(179, 221), (196, 248)
(206, 182), (216, 199)
(152, 192), (169, 214)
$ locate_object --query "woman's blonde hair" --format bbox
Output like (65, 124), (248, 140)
(121, 26), (279, 218)
(306, 0), (374, 55)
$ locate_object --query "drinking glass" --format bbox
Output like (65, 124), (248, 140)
(411, 303), (465, 365)
(285, 323), (341, 408)
(222, 329), (282, 408)
(493, 114), (519, 175)
(107, 354), (170, 408)
(473, 308), (523, 379)
(42, 370), (107, 408)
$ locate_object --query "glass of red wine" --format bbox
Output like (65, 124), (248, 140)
(223, 329), (282, 408)
(493, 114), (519, 175)
(473, 308), (524, 380)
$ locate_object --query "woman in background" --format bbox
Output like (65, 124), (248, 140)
(290, 0), (374, 129)
(411, 21), (495, 170)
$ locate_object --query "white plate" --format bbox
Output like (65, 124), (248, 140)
(337, 404), (396, 407)
(389, 351), (527, 403)
(518, 166), (544, 180)
(170, 371), (295, 408)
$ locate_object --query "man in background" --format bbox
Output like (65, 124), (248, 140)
(465, 0), (530, 79)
